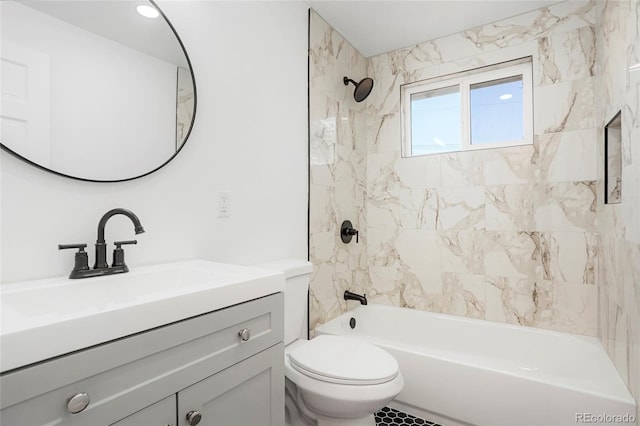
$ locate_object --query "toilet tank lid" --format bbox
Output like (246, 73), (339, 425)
(253, 259), (313, 278)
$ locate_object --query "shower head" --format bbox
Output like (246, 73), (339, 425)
(343, 76), (374, 102)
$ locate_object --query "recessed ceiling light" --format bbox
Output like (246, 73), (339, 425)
(630, 63), (640, 72)
(499, 93), (513, 100)
(137, 5), (160, 19)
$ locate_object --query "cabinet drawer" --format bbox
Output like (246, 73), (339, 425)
(0, 293), (283, 426)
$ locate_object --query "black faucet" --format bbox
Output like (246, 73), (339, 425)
(59, 208), (145, 279)
(344, 290), (367, 305)
(94, 208), (145, 269)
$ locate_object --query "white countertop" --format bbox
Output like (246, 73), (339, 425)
(0, 260), (284, 372)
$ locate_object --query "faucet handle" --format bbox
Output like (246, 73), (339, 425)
(114, 240), (137, 248)
(58, 244), (90, 277)
(58, 243), (87, 251)
(112, 240), (137, 268)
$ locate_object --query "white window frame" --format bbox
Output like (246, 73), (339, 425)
(401, 57), (533, 157)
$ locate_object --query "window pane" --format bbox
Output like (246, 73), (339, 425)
(470, 75), (523, 145)
(410, 85), (460, 155)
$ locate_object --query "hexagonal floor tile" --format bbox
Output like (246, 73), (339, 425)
(374, 407), (441, 426)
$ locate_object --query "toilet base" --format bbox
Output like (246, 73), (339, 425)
(286, 378), (376, 426)
(286, 379), (314, 426)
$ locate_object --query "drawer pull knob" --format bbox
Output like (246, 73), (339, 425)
(186, 410), (202, 426)
(238, 328), (251, 341)
(66, 392), (90, 414)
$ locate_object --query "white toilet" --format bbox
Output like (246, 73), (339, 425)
(256, 259), (404, 426)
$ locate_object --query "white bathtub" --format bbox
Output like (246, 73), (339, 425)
(315, 304), (636, 426)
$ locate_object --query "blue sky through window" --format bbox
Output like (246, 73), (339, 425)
(409, 75), (524, 155)
(470, 76), (523, 145)
(410, 85), (460, 155)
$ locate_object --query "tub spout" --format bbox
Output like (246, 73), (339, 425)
(344, 290), (367, 305)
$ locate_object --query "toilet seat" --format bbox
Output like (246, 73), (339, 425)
(284, 337), (404, 420)
(288, 335), (399, 385)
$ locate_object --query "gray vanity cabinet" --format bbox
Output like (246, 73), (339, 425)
(178, 344), (284, 426)
(111, 395), (176, 426)
(0, 293), (284, 426)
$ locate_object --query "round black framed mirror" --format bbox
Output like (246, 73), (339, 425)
(0, 0), (196, 182)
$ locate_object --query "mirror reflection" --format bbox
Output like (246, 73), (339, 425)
(0, 0), (196, 181)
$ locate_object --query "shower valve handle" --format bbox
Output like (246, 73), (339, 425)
(346, 228), (359, 243)
(340, 220), (359, 244)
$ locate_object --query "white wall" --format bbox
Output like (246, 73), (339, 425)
(0, 1), (309, 283)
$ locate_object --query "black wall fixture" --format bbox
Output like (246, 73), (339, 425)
(340, 220), (359, 243)
(344, 290), (367, 305)
(343, 76), (374, 102)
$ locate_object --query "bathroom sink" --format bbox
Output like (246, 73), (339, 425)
(0, 260), (284, 372)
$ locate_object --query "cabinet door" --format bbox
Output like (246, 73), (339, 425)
(111, 395), (176, 426)
(178, 344), (284, 426)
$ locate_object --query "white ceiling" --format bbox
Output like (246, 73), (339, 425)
(308, 0), (563, 57)
(20, 1), (564, 64)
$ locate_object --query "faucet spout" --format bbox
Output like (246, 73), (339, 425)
(94, 208), (145, 269)
(344, 290), (368, 305)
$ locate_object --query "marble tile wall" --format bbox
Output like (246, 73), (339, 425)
(595, 0), (640, 418)
(364, 1), (599, 337)
(309, 0), (638, 415)
(310, 2), (636, 390)
(308, 11), (370, 330)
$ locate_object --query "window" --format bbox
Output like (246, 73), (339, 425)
(401, 57), (533, 157)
